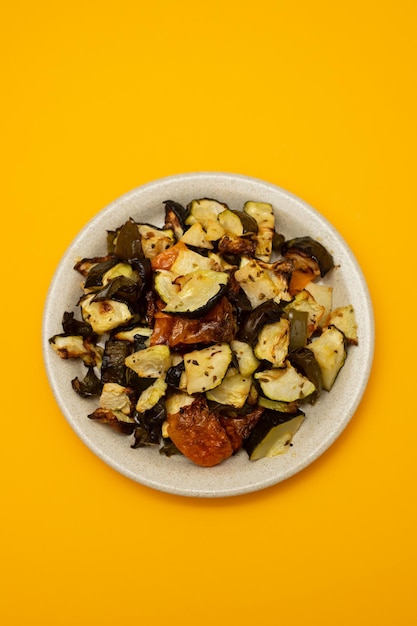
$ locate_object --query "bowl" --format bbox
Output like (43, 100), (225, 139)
(42, 172), (374, 497)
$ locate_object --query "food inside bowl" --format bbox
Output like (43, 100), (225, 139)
(49, 197), (358, 467)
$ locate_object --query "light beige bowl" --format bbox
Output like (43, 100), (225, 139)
(43, 172), (374, 497)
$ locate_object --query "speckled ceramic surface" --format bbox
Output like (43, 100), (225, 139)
(42, 172), (374, 497)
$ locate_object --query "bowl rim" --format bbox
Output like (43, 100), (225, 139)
(42, 171), (375, 497)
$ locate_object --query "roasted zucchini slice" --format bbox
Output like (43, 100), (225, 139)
(162, 269), (229, 318)
(254, 318), (290, 367)
(244, 409), (305, 460)
(324, 305), (358, 345)
(99, 382), (134, 416)
(254, 361), (316, 402)
(79, 293), (134, 335)
(136, 377), (168, 413)
(170, 246), (215, 275)
(185, 198), (228, 227)
(49, 333), (103, 368)
(183, 342), (233, 394)
(205, 367), (252, 408)
(243, 201), (275, 262)
(125, 345), (172, 378)
(308, 326), (347, 391)
(234, 258), (281, 308)
(137, 224), (175, 260)
(180, 222), (214, 249)
(230, 340), (260, 377)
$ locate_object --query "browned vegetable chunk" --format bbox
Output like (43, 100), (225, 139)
(219, 406), (264, 452)
(150, 297), (235, 348)
(166, 396), (233, 467)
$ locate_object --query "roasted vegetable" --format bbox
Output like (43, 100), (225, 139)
(243, 201), (275, 262)
(237, 301), (284, 346)
(244, 409), (305, 460)
(50, 194), (359, 467)
(101, 338), (131, 386)
(162, 269), (229, 318)
(71, 366), (101, 398)
(288, 347), (323, 403)
(324, 305), (358, 344)
(163, 200), (188, 239)
(49, 333), (103, 368)
(79, 293), (134, 334)
(183, 342), (233, 395)
(113, 219), (144, 261)
(308, 326), (346, 391)
(166, 395), (233, 467)
(254, 361), (316, 402)
(281, 236), (334, 278)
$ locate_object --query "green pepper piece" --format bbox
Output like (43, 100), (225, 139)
(288, 309), (309, 352)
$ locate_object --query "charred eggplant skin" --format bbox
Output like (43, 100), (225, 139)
(237, 301), (284, 346)
(281, 236), (334, 277)
(288, 346), (323, 404)
(243, 408), (304, 458)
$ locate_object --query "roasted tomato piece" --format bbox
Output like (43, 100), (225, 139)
(219, 406), (264, 452)
(166, 396), (233, 467)
(150, 297), (236, 348)
(150, 241), (188, 270)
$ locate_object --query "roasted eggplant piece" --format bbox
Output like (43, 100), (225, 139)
(99, 382), (135, 416)
(163, 200), (188, 239)
(131, 401), (167, 447)
(83, 259), (126, 290)
(186, 198), (229, 226)
(230, 210), (258, 234)
(180, 222), (214, 249)
(230, 340), (260, 377)
(101, 338), (131, 386)
(244, 409), (305, 460)
(137, 224), (175, 259)
(218, 235), (256, 258)
(49, 333), (103, 368)
(91, 275), (143, 306)
(237, 301), (284, 346)
(135, 378), (168, 413)
(71, 367), (101, 398)
(243, 201), (275, 262)
(162, 269), (229, 318)
(61, 311), (96, 339)
(281, 236), (334, 278)
(288, 347), (323, 403)
(113, 219), (144, 261)
(88, 407), (136, 434)
(234, 258), (281, 308)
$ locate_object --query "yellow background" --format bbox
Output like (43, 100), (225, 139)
(2, 1), (416, 624)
